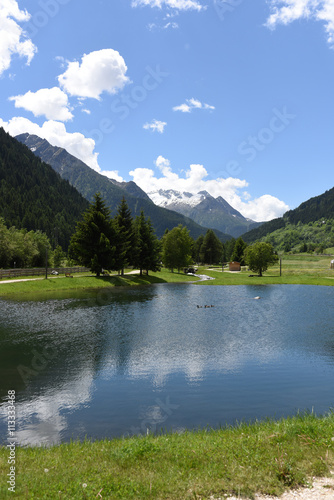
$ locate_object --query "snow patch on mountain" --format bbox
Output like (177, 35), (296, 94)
(148, 189), (211, 208)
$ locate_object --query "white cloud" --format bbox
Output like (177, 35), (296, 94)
(0, 0), (37, 76)
(173, 98), (215, 113)
(100, 170), (124, 182)
(143, 119), (167, 133)
(148, 21), (179, 30)
(266, 1), (334, 46)
(129, 156), (289, 221)
(58, 49), (130, 100)
(0, 116), (100, 172)
(9, 87), (73, 121)
(132, 0), (205, 12)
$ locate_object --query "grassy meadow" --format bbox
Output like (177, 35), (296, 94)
(0, 253), (334, 296)
(200, 253), (334, 287)
(0, 269), (199, 296)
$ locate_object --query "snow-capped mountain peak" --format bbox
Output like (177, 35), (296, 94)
(148, 189), (208, 208)
(146, 188), (261, 237)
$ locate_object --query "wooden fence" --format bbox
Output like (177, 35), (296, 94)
(0, 267), (90, 279)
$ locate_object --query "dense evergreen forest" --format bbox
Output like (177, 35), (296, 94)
(0, 128), (89, 250)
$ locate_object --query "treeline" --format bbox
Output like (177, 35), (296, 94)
(69, 193), (252, 276)
(0, 217), (52, 268)
(69, 194), (161, 276)
(0, 127), (89, 250)
(0, 190), (250, 273)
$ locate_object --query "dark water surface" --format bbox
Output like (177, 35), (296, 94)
(1, 284), (334, 446)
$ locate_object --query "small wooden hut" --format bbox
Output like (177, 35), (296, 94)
(229, 261), (241, 272)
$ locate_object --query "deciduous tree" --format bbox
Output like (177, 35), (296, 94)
(244, 242), (278, 277)
(162, 225), (193, 272)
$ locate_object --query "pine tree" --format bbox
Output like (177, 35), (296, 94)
(114, 197), (134, 275)
(231, 237), (247, 265)
(134, 211), (161, 276)
(200, 229), (223, 265)
(69, 193), (116, 276)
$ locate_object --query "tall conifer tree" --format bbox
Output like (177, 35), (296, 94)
(114, 197), (134, 275)
(69, 193), (115, 276)
(134, 211), (161, 276)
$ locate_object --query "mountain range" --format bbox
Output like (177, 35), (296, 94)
(148, 189), (262, 238)
(16, 133), (231, 241)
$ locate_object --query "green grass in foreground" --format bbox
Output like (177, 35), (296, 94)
(1, 412), (334, 499)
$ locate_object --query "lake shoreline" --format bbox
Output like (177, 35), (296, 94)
(0, 268), (334, 296)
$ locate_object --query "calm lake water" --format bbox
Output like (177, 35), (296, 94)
(1, 284), (334, 447)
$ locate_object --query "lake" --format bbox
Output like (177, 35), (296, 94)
(1, 284), (334, 447)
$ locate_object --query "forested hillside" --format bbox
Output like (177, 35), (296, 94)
(0, 128), (89, 250)
(242, 186), (334, 244)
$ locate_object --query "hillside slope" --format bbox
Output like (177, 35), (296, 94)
(242, 187), (334, 243)
(0, 128), (89, 250)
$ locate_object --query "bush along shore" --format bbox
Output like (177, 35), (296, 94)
(1, 412), (334, 499)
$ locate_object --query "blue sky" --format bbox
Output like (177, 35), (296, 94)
(1, 0), (334, 221)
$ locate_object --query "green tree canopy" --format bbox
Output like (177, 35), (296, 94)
(69, 193), (116, 276)
(162, 224), (193, 272)
(244, 242), (278, 277)
(0, 217), (51, 269)
(200, 229), (223, 265)
(193, 234), (204, 263)
(231, 237), (247, 266)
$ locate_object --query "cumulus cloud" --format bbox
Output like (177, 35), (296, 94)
(266, 0), (334, 46)
(129, 156), (289, 221)
(132, 0), (205, 12)
(0, 116), (100, 171)
(173, 98), (215, 113)
(143, 119), (167, 133)
(58, 49), (130, 100)
(9, 87), (73, 121)
(0, 0), (37, 76)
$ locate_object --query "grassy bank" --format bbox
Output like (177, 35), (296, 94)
(1, 412), (334, 499)
(0, 254), (334, 296)
(0, 269), (198, 296)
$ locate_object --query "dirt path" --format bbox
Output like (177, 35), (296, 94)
(211, 474), (334, 500)
(0, 277), (44, 284)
